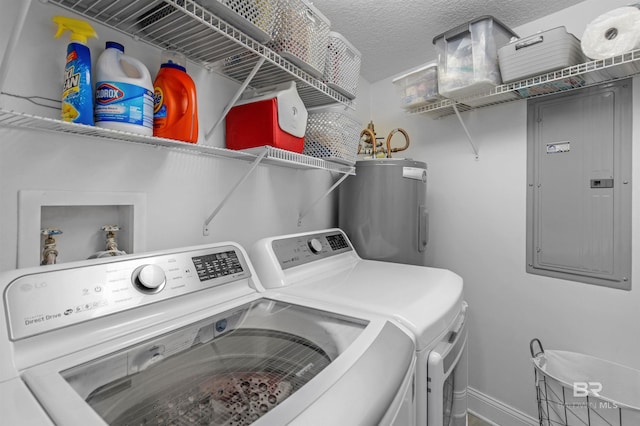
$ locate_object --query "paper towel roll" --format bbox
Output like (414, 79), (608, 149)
(581, 4), (640, 59)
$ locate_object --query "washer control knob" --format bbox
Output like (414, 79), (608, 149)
(307, 238), (323, 254)
(132, 264), (166, 293)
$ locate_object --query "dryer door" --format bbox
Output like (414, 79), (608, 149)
(428, 306), (468, 426)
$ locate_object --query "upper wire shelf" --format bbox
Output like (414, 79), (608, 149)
(47, 0), (353, 109)
(410, 49), (640, 118)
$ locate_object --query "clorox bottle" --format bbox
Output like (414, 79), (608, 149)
(95, 42), (154, 135)
(153, 51), (198, 143)
(52, 16), (97, 125)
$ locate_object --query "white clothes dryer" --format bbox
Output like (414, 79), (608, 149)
(0, 241), (415, 425)
(250, 228), (469, 426)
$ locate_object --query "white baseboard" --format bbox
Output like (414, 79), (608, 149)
(467, 387), (538, 426)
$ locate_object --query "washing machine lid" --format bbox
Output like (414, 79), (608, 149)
(22, 298), (415, 426)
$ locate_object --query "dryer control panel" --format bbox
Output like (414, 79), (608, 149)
(272, 230), (353, 270)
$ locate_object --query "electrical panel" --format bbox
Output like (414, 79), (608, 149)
(526, 80), (632, 289)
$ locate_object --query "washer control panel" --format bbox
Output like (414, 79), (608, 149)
(271, 230), (353, 270)
(4, 245), (250, 340)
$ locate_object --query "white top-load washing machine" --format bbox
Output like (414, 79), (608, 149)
(250, 228), (468, 426)
(0, 241), (415, 425)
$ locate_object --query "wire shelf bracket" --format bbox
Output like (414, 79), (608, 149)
(298, 172), (351, 226)
(203, 147), (269, 236)
(205, 56), (266, 141)
(452, 103), (479, 160)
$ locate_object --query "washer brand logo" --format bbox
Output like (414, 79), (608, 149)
(96, 83), (124, 104)
(19, 282), (47, 292)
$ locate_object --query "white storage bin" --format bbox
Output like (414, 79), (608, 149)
(195, 0), (277, 43)
(392, 62), (441, 109)
(324, 32), (361, 99)
(433, 16), (517, 100)
(303, 105), (362, 165)
(498, 27), (585, 83)
(268, 0), (331, 78)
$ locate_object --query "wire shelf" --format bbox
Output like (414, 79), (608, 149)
(239, 146), (355, 174)
(410, 49), (640, 118)
(0, 109), (354, 174)
(47, 0), (353, 109)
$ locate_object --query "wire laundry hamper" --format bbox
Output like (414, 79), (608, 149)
(530, 338), (640, 426)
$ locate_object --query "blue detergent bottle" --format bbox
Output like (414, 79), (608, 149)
(52, 16), (97, 125)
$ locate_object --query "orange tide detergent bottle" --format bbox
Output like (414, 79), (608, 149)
(153, 51), (198, 143)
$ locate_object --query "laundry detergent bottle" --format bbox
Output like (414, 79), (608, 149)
(153, 51), (198, 143)
(95, 41), (154, 135)
(52, 16), (97, 125)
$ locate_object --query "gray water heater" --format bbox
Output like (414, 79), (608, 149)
(339, 159), (428, 266)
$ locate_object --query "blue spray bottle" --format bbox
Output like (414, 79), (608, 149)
(53, 16), (97, 125)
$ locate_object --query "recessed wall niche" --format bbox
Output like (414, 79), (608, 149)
(18, 190), (146, 268)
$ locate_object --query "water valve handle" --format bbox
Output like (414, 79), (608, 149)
(41, 228), (63, 236)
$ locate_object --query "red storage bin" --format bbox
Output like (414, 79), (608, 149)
(225, 82), (308, 153)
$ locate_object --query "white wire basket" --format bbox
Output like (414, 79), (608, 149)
(268, 0), (331, 78)
(195, 0), (278, 43)
(530, 339), (640, 426)
(303, 106), (361, 165)
(323, 32), (361, 99)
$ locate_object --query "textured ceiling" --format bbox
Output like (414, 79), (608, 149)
(310, 0), (587, 82)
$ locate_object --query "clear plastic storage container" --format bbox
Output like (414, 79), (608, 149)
(433, 16), (517, 100)
(392, 62), (441, 109)
(323, 32), (361, 99)
(303, 105), (362, 165)
(268, 0), (331, 78)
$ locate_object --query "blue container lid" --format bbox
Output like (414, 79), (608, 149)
(105, 41), (124, 52)
(160, 62), (186, 72)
